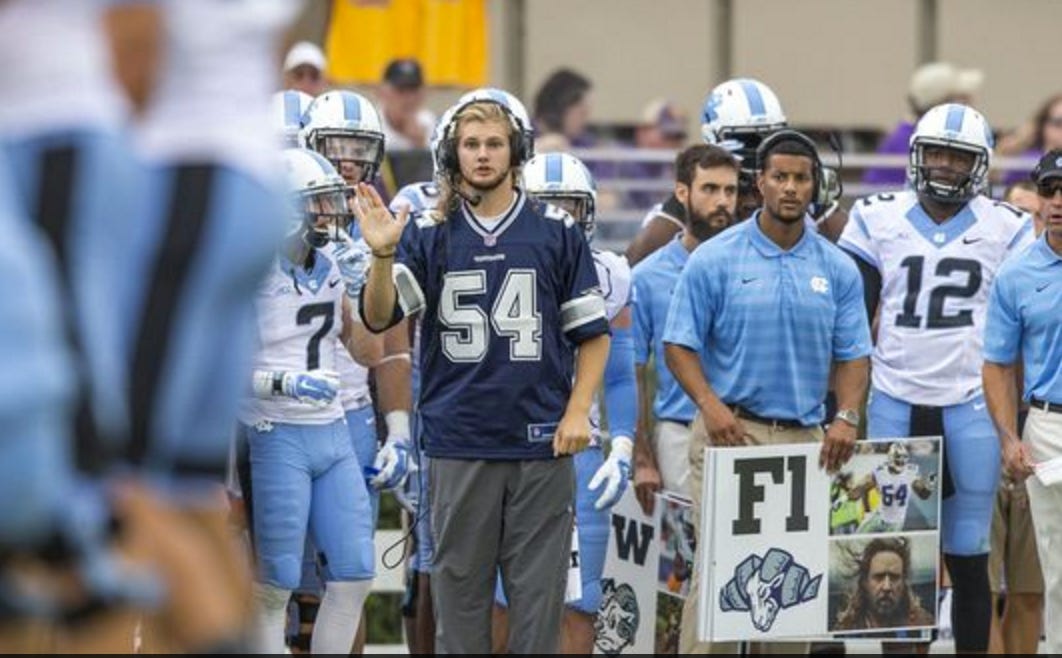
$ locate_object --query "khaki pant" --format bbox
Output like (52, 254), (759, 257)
(654, 419), (692, 495)
(1022, 407), (1062, 655)
(679, 412), (823, 655)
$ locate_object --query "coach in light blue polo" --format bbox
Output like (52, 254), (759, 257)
(982, 149), (1062, 656)
(664, 129), (872, 656)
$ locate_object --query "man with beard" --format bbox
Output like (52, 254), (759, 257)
(625, 79), (847, 266)
(357, 90), (611, 654)
(630, 144), (739, 515)
(664, 130), (872, 653)
(834, 538), (934, 631)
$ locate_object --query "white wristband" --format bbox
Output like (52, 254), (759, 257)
(252, 369), (285, 399)
(385, 410), (411, 443)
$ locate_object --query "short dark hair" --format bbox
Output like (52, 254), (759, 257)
(1004, 179), (1036, 200)
(760, 137), (818, 172)
(675, 144), (739, 186)
(533, 69), (592, 134)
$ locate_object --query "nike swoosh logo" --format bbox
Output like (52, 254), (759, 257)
(962, 237), (982, 244)
(973, 402), (986, 410)
(741, 277), (757, 284)
(329, 279), (341, 288)
(1037, 283), (1050, 293)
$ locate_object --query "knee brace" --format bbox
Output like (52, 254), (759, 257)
(944, 553), (991, 652)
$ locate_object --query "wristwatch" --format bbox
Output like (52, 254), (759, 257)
(835, 408), (861, 427)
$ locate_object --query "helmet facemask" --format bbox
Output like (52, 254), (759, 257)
(910, 139), (988, 204)
(532, 191), (596, 240)
(294, 183), (352, 249)
(309, 129), (385, 185)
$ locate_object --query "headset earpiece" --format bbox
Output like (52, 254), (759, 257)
(755, 129), (823, 198)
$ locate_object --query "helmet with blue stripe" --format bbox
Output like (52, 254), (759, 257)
(700, 78), (787, 169)
(908, 103), (993, 203)
(271, 90), (314, 147)
(281, 148), (351, 248)
(302, 90), (386, 184)
(522, 152), (597, 240)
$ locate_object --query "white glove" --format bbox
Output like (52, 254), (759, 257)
(370, 437), (410, 491)
(281, 369), (340, 408)
(588, 436), (633, 510)
(333, 229), (371, 299)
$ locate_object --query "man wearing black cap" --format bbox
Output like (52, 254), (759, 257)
(983, 147), (1062, 655)
(378, 58), (436, 150)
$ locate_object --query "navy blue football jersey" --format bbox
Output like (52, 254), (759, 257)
(368, 191), (609, 460)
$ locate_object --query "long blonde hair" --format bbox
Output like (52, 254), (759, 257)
(436, 101), (520, 219)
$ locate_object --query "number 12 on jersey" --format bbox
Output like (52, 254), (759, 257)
(439, 269), (542, 363)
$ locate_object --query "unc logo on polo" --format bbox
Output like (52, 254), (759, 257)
(810, 276), (829, 294)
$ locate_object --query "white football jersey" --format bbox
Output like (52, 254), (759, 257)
(321, 242), (370, 410)
(0, 0), (127, 136)
(839, 191), (1034, 405)
(590, 249), (634, 444)
(136, 0), (299, 182)
(872, 463), (920, 528)
(240, 251), (346, 425)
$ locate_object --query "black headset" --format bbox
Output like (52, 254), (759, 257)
(437, 101), (534, 173)
(754, 129), (823, 193)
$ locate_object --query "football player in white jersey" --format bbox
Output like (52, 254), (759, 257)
(838, 103), (1035, 653)
(241, 149), (404, 655)
(302, 91), (413, 512)
(850, 443), (936, 533)
(492, 152), (636, 655)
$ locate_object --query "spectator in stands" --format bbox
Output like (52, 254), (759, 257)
(532, 68), (594, 152)
(283, 41), (328, 97)
(862, 62), (983, 186)
(378, 58), (436, 151)
(621, 99), (689, 210)
(997, 93), (1062, 184)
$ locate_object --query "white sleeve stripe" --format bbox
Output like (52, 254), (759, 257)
(561, 294), (607, 332)
(393, 263), (425, 316)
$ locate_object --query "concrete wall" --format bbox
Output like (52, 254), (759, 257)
(502, 0), (1059, 132)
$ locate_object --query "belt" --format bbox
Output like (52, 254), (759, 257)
(659, 417), (694, 428)
(1030, 397), (1062, 414)
(732, 405), (806, 430)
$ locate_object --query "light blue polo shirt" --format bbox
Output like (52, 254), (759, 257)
(662, 213), (872, 426)
(984, 235), (1062, 403)
(632, 236), (696, 423)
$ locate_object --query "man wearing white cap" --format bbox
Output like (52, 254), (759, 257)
(284, 40), (328, 97)
(863, 61), (984, 186)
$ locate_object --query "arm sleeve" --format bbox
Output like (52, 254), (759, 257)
(983, 269), (1022, 365)
(603, 323), (637, 440)
(631, 270), (653, 366)
(561, 222), (610, 344)
(662, 251), (715, 352)
(838, 203), (883, 320)
(832, 256), (874, 362)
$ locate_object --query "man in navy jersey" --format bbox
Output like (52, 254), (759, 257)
(357, 91), (611, 654)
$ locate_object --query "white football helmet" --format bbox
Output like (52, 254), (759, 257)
(700, 78), (787, 159)
(271, 90), (315, 147)
(522, 152), (597, 239)
(434, 87), (535, 176)
(908, 103), (993, 203)
(302, 90), (386, 184)
(886, 443), (909, 472)
(281, 148), (351, 248)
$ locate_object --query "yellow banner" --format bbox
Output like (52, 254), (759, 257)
(325, 0), (487, 87)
